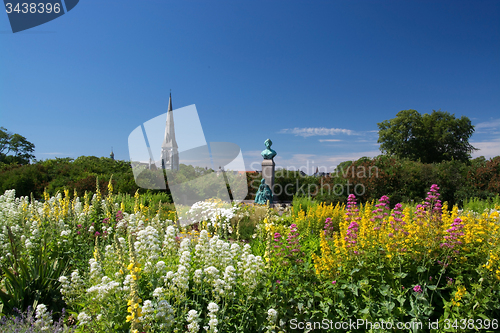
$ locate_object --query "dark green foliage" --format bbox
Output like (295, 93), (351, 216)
(274, 169), (319, 202)
(0, 127), (36, 165)
(315, 155), (499, 207)
(378, 110), (477, 163)
(0, 234), (70, 316)
(0, 156), (159, 199)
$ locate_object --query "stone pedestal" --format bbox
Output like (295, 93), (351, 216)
(262, 159), (275, 196)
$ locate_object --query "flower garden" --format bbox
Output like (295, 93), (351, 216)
(0, 182), (499, 332)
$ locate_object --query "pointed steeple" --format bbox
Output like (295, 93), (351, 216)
(161, 91), (179, 171)
(162, 92), (178, 149)
(110, 147), (114, 160)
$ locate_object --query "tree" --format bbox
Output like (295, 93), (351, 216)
(377, 110), (477, 163)
(0, 127), (35, 165)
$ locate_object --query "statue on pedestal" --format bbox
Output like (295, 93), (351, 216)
(254, 178), (273, 205)
(261, 139), (277, 160)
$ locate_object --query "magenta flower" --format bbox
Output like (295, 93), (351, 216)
(95, 231), (101, 237)
(324, 217), (334, 237)
(285, 224), (304, 262)
(371, 195), (390, 227)
(441, 218), (464, 250)
(423, 184), (442, 218)
(332, 280), (336, 285)
(413, 285), (422, 293)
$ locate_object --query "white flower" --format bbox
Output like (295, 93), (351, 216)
(156, 260), (166, 275)
(77, 312), (91, 325)
(186, 309), (200, 333)
(86, 276), (120, 301)
(267, 308), (278, 323)
(141, 300), (155, 322)
(60, 229), (71, 237)
(193, 269), (203, 284)
(35, 304), (53, 331)
(153, 287), (164, 298)
(207, 302), (219, 313)
(156, 300), (174, 329)
(135, 226), (161, 272)
(206, 302), (219, 333)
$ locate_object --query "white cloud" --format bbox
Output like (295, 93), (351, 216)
(279, 127), (356, 137)
(471, 139), (500, 159)
(475, 118), (500, 130)
(474, 119), (500, 134)
(319, 139), (343, 142)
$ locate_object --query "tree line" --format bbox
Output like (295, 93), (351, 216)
(1, 109), (498, 205)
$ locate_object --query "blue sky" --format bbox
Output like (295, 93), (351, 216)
(1, 0), (499, 174)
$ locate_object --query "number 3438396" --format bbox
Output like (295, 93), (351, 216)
(5, 3), (61, 14)
(444, 318), (498, 330)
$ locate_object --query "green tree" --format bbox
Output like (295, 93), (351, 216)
(377, 110), (476, 163)
(0, 127), (35, 165)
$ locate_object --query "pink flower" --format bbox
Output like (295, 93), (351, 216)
(332, 281), (336, 285)
(413, 285), (422, 293)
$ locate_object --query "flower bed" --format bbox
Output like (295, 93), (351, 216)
(0, 184), (499, 332)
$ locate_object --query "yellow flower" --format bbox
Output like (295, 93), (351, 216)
(127, 263), (134, 271)
(126, 314), (134, 322)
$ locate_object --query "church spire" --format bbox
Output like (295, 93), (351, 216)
(168, 90), (173, 112)
(162, 91), (178, 149)
(161, 91), (179, 170)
